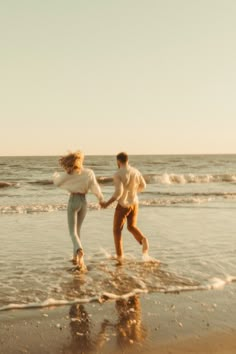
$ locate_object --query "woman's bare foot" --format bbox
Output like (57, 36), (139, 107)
(77, 248), (85, 269)
(72, 256), (78, 265)
(79, 263), (87, 272)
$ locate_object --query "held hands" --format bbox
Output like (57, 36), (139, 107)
(100, 196), (115, 209)
(100, 200), (109, 209)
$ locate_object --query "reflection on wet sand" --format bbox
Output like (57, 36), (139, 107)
(64, 294), (146, 353)
(115, 295), (147, 348)
(65, 303), (93, 353)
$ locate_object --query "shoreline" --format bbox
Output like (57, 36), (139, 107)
(1, 284), (235, 353)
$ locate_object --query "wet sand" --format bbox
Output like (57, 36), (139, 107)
(1, 284), (235, 353)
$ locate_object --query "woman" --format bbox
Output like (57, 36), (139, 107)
(53, 151), (103, 269)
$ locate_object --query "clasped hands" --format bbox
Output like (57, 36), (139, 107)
(100, 200), (109, 209)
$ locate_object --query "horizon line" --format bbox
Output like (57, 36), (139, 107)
(1, 153), (236, 158)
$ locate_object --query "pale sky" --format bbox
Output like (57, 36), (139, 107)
(1, 0), (236, 156)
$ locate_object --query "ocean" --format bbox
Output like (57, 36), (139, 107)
(0, 154), (236, 311)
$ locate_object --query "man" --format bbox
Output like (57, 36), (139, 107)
(100, 152), (149, 261)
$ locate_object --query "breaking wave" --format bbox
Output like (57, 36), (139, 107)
(0, 202), (102, 214)
(97, 176), (113, 184)
(0, 181), (19, 188)
(94, 173), (236, 185)
(28, 179), (53, 185)
(144, 173), (236, 185)
(0, 204), (68, 214)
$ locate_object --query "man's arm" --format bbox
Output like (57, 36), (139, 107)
(137, 174), (146, 192)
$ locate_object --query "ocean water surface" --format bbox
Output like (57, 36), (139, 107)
(0, 155), (236, 311)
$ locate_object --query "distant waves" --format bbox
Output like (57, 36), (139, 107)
(0, 181), (19, 188)
(99, 173), (236, 185)
(1, 173), (236, 189)
(143, 173), (236, 184)
(1, 192), (236, 214)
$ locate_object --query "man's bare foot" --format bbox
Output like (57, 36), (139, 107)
(116, 255), (124, 265)
(142, 237), (149, 254)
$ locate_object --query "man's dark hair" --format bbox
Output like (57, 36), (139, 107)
(116, 152), (128, 163)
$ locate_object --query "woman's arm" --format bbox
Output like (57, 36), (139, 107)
(89, 171), (104, 202)
(52, 172), (68, 187)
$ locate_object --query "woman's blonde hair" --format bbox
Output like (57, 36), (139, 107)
(59, 150), (84, 174)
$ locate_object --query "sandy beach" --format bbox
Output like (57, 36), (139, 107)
(1, 284), (235, 354)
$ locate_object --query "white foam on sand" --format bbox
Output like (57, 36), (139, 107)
(1, 275), (235, 312)
(0, 289), (147, 312)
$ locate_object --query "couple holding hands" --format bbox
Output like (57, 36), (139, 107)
(53, 151), (149, 270)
